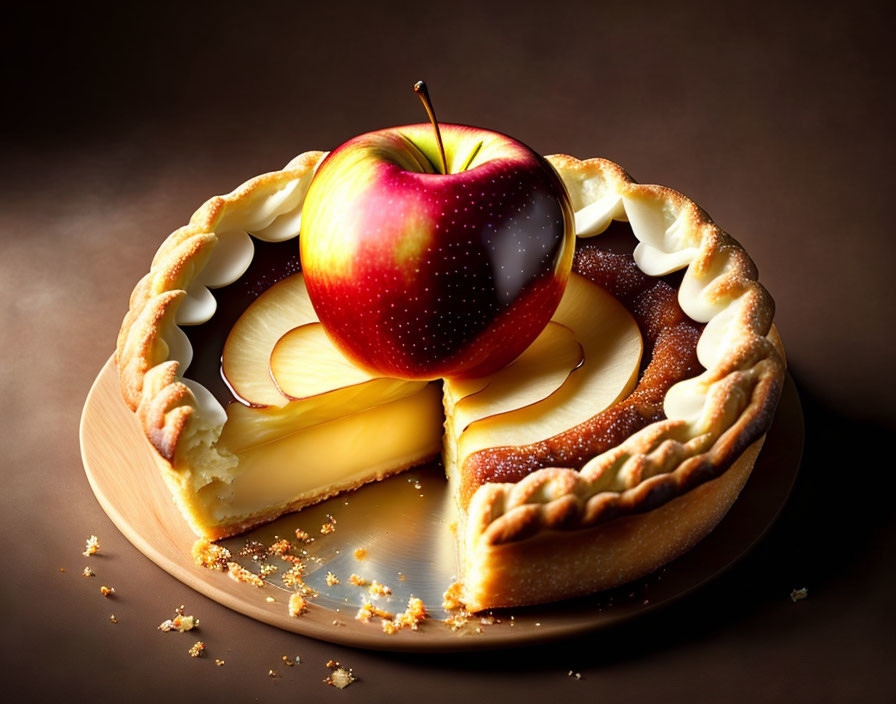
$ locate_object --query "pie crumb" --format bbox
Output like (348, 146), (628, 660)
(227, 562), (265, 588)
(790, 587), (808, 602)
(268, 669), (279, 678)
(368, 580), (391, 597)
(353, 548), (367, 561)
(442, 612), (470, 632)
(381, 596), (427, 634)
(192, 538), (231, 570)
(355, 600), (393, 623)
(288, 592), (307, 617)
(326, 572), (340, 586)
(100, 586), (115, 598)
(83, 535), (100, 557)
(188, 641), (206, 658)
(320, 515), (337, 535)
(282, 655), (295, 667)
(294, 529), (314, 544)
(325, 661), (356, 689)
(82, 567), (95, 577)
(159, 612), (199, 632)
(268, 538), (292, 557)
(215, 659), (225, 667)
(349, 574), (367, 587)
(442, 582), (465, 612)
(568, 670), (583, 680)
(109, 614), (118, 624)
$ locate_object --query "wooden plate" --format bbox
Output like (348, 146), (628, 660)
(80, 357), (803, 652)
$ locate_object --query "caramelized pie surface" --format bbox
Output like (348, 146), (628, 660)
(460, 228), (704, 505)
(177, 222), (708, 509)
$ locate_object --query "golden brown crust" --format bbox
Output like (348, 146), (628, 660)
(461, 155), (785, 554)
(115, 150), (326, 461)
(462, 439), (763, 611)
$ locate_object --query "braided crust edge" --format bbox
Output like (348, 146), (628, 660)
(114, 150), (326, 464)
(464, 155), (786, 551)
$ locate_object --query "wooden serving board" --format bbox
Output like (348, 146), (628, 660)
(80, 357), (803, 652)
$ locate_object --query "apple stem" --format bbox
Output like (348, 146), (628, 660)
(413, 81), (449, 174)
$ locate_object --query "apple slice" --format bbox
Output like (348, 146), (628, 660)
(270, 322), (380, 400)
(455, 273), (643, 464)
(446, 321), (584, 435)
(221, 273), (318, 407)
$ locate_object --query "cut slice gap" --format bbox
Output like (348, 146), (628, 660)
(204, 384), (444, 524)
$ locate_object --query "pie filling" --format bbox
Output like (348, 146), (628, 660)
(177, 220), (702, 529)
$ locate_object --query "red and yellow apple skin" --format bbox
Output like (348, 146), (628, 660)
(300, 123), (575, 380)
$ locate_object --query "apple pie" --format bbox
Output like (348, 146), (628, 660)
(116, 149), (785, 612)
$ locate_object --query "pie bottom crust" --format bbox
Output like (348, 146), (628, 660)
(461, 438), (762, 612)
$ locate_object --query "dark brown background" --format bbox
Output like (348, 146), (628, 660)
(2, 1), (894, 702)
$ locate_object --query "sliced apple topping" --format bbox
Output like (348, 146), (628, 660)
(271, 322), (380, 400)
(218, 276), (426, 453)
(222, 273), (317, 407)
(445, 321), (584, 435)
(454, 273), (643, 465)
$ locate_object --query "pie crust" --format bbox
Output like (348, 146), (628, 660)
(115, 149), (785, 612)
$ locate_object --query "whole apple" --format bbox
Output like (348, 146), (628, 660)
(299, 121), (575, 380)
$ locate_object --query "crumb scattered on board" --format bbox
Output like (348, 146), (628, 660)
(192, 538), (231, 570)
(188, 641), (206, 658)
(384, 596), (427, 634)
(356, 601), (393, 623)
(268, 538), (291, 557)
(442, 582), (465, 611)
(288, 592), (307, 617)
(282, 563), (305, 589)
(368, 580), (391, 597)
(100, 586), (114, 598)
(227, 562), (265, 588)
